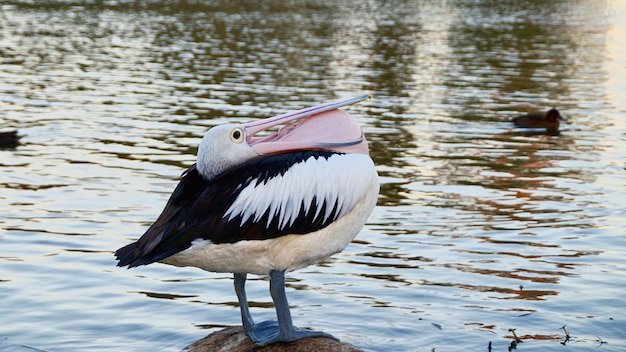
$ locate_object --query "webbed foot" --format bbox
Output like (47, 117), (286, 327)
(247, 319), (337, 346)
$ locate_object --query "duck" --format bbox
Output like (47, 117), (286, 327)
(512, 108), (566, 133)
(0, 130), (21, 147)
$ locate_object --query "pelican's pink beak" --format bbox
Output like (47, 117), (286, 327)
(243, 96), (370, 156)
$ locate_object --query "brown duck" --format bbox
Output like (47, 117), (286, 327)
(513, 108), (565, 132)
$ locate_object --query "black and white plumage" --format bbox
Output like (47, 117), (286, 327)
(115, 95), (379, 346)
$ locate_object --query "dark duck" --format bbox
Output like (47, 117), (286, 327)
(513, 108), (566, 133)
(0, 130), (21, 148)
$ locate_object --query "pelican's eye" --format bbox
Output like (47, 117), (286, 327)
(230, 127), (244, 143)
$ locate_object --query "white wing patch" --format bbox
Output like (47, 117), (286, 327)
(224, 154), (376, 230)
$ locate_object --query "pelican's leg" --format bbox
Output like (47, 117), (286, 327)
(233, 273), (255, 335)
(234, 273), (279, 343)
(250, 270), (336, 346)
(269, 270), (296, 339)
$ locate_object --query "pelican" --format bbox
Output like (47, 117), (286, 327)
(115, 95), (379, 346)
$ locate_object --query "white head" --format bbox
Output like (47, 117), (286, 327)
(196, 124), (258, 180)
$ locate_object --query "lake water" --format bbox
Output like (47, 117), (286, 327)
(1, 1), (625, 351)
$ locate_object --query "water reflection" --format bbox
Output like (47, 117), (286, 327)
(1, 0), (625, 351)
